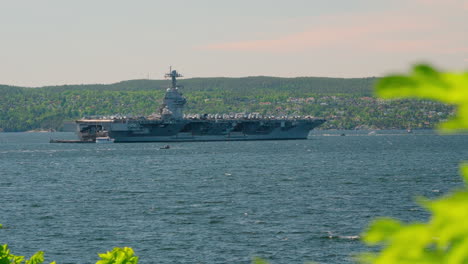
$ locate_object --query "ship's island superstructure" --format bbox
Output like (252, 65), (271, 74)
(75, 69), (326, 142)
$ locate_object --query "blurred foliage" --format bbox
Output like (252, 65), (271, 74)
(376, 64), (468, 132)
(361, 164), (468, 264)
(0, 245), (137, 264)
(1, 244), (24, 264)
(25, 252), (49, 264)
(252, 257), (270, 264)
(360, 64), (468, 263)
(96, 247), (138, 264)
(0, 244), (55, 264)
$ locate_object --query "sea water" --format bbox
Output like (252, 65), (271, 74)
(1, 131), (467, 264)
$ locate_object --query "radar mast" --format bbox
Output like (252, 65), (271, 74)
(165, 66), (183, 89)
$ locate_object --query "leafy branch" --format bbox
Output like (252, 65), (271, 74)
(0, 245), (136, 264)
(360, 64), (468, 263)
(376, 64), (468, 132)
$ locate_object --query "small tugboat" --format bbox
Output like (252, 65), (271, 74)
(95, 136), (115, 143)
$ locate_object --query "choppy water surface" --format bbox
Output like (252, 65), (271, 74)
(1, 131), (467, 264)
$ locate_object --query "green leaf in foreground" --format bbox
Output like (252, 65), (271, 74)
(360, 164), (468, 264)
(375, 64), (468, 132)
(1, 244), (25, 264)
(96, 247), (138, 264)
(25, 251), (44, 264)
(252, 257), (270, 264)
(0, 245), (55, 264)
(361, 64), (468, 263)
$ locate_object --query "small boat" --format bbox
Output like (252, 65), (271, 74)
(95, 136), (115, 143)
(160, 145), (170, 149)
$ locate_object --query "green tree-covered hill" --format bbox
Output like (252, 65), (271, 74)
(0, 76), (453, 132)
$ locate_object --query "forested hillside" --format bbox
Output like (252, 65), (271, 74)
(0, 76), (453, 131)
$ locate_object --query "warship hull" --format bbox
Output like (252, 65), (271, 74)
(76, 119), (325, 142)
(72, 68), (326, 143)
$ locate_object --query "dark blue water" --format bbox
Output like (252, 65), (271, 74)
(1, 131), (467, 264)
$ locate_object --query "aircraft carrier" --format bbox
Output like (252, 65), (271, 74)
(75, 69), (326, 142)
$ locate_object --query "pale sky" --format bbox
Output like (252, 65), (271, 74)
(0, 0), (467, 87)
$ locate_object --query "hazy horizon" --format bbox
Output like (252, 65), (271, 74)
(1, 73), (380, 88)
(1, 0), (466, 87)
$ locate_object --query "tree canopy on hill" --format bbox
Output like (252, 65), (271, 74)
(2, 76), (376, 94)
(0, 76), (453, 132)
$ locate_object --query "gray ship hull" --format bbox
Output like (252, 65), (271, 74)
(74, 68), (325, 143)
(76, 119), (325, 142)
